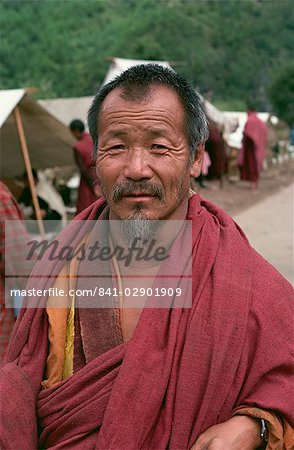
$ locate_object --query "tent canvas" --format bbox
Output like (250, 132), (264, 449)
(0, 89), (25, 128)
(0, 89), (74, 179)
(39, 96), (93, 130)
(224, 111), (269, 149)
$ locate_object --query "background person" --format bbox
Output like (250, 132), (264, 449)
(205, 123), (227, 181)
(69, 119), (102, 213)
(238, 106), (268, 189)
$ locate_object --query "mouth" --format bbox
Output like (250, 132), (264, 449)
(122, 193), (156, 201)
(112, 182), (164, 203)
(124, 192), (154, 196)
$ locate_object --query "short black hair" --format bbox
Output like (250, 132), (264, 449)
(69, 119), (85, 132)
(88, 64), (208, 159)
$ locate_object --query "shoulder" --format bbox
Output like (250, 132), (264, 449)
(74, 133), (93, 152)
(80, 132), (93, 146)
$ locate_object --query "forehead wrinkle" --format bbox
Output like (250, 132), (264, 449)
(105, 127), (169, 138)
(102, 107), (174, 115)
(105, 129), (129, 139)
(100, 110), (182, 131)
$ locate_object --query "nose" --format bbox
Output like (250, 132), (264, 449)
(123, 149), (153, 181)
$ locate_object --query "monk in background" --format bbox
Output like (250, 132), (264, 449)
(70, 119), (102, 213)
(205, 123), (227, 181)
(238, 106), (268, 189)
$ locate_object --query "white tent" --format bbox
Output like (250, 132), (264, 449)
(0, 88), (74, 179)
(204, 100), (237, 139)
(0, 89), (25, 128)
(224, 111), (270, 149)
(0, 88), (75, 235)
(39, 96), (93, 130)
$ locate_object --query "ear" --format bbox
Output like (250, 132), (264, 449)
(95, 162), (101, 179)
(190, 143), (204, 178)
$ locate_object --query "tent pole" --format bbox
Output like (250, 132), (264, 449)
(14, 106), (46, 238)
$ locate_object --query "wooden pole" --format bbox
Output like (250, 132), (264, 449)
(14, 106), (46, 238)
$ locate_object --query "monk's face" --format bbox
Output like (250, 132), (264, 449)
(96, 85), (203, 221)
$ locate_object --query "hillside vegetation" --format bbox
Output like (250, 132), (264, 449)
(1, 0), (293, 110)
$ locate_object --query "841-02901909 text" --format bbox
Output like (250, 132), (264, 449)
(10, 287), (183, 298)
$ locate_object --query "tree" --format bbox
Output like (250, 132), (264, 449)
(1, 0), (293, 108)
(269, 63), (294, 126)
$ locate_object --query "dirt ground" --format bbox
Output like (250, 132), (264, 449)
(191, 159), (294, 217)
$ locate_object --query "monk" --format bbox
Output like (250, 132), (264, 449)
(205, 123), (227, 180)
(1, 65), (293, 449)
(70, 119), (102, 213)
(238, 107), (268, 189)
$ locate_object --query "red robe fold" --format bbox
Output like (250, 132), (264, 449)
(1, 195), (293, 449)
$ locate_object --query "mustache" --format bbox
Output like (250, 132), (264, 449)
(112, 181), (165, 202)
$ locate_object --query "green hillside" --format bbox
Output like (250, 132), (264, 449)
(1, 0), (293, 110)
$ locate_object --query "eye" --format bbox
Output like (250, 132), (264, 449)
(151, 144), (168, 151)
(110, 144), (125, 150)
(107, 144), (126, 154)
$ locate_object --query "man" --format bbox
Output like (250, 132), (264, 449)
(1, 65), (293, 449)
(70, 119), (102, 213)
(238, 106), (268, 189)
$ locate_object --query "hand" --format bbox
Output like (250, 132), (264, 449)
(191, 415), (262, 450)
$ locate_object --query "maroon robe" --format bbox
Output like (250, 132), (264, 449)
(0, 196), (293, 449)
(206, 126), (227, 180)
(238, 112), (268, 183)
